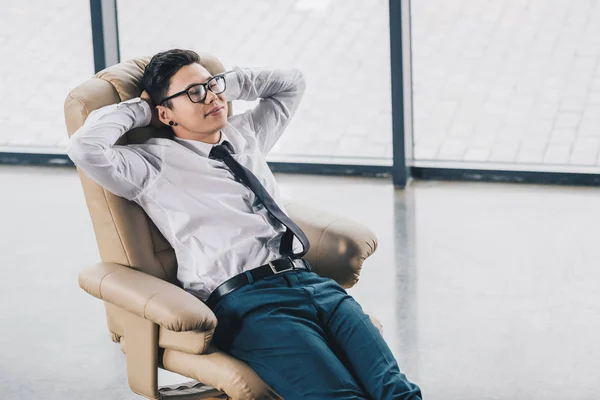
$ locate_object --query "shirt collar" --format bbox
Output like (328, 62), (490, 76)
(173, 129), (237, 158)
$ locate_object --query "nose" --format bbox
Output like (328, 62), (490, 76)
(203, 89), (218, 105)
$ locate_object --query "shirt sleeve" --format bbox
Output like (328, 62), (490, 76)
(223, 66), (306, 155)
(66, 97), (160, 201)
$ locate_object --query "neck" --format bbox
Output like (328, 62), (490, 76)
(175, 128), (221, 144)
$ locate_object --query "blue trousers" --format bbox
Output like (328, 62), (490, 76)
(211, 267), (422, 400)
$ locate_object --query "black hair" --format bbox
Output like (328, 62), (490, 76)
(141, 49), (201, 109)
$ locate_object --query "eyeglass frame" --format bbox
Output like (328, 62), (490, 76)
(157, 72), (228, 106)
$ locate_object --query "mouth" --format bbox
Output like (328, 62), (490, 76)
(205, 106), (224, 117)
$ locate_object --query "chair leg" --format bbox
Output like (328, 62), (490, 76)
(123, 311), (160, 399)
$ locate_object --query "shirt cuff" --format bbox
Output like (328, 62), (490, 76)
(223, 67), (242, 102)
(118, 97), (152, 129)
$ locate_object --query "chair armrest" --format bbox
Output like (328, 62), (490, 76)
(78, 262), (217, 332)
(283, 200), (378, 288)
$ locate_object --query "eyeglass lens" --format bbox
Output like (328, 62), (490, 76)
(188, 76), (226, 103)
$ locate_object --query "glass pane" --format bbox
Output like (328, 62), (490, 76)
(412, 0), (600, 171)
(0, 0), (94, 153)
(118, 0), (393, 166)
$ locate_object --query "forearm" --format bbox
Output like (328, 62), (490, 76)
(224, 66), (305, 105)
(67, 98), (151, 157)
(66, 98), (155, 200)
(224, 65), (306, 154)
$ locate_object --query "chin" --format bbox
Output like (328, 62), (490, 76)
(216, 115), (228, 127)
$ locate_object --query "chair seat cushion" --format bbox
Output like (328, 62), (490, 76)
(159, 326), (215, 355)
(159, 313), (383, 399)
(162, 345), (282, 400)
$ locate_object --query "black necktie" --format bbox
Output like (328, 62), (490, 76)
(209, 141), (310, 258)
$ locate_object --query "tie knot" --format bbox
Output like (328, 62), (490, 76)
(209, 141), (234, 160)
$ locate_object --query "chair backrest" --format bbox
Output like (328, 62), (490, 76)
(64, 52), (232, 285)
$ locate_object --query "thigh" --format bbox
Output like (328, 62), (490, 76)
(226, 299), (369, 400)
(324, 295), (422, 400)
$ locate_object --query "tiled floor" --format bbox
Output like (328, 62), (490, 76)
(1, 164), (600, 399)
(4, 0), (600, 170)
(117, 0), (394, 165)
(0, 0), (393, 165)
(412, 0), (600, 168)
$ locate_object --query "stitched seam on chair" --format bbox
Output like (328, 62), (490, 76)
(316, 218), (342, 267)
(236, 375), (254, 400)
(102, 187), (132, 266)
(153, 248), (169, 282)
(200, 357), (254, 399)
(97, 269), (120, 299)
(144, 209), (169, 280)
(99, 76), (124, 102)
(143, 291), (162, 319)
(69, 94), (90, 116)
(366, 234), (377, 254)
(202, 329), (213, 353)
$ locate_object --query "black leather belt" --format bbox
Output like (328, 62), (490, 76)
(206, 256), (311, 310)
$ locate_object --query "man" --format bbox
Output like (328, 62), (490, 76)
(67, 48), (421, 400)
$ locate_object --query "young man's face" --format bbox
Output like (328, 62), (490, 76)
(158, 63), (228, 135)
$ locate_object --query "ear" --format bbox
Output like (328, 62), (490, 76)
(157, 105), (172, 126)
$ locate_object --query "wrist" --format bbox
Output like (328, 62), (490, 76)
(138, 99), (153, 127)
(118, 97), (152, 128)
(223, 67), (242, 102)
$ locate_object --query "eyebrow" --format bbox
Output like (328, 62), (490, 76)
(184, 75), (214, 90)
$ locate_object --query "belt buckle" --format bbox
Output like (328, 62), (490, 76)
(269, 256), (295, 274)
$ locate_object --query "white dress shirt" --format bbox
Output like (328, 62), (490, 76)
(67, 65), (306, 301)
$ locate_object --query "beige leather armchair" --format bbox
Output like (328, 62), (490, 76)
(64, 53), (380, 399)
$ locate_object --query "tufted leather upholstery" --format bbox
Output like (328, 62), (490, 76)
(64, 52), (379, 399)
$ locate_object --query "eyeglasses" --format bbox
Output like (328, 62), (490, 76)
(158, 74), (227, 105)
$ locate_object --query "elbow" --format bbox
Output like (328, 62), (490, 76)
(66, 133), (102, 167)
(66, 135), (84, 165)
(294, 68), (307, 95)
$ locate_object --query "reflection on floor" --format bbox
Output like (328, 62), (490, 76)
(1, 165), (599, 399)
